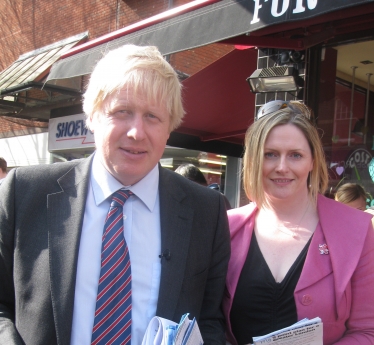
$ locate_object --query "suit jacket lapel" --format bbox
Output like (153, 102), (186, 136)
(296, 195), (371, 317)
(315, 194), (371, 314)
(156, 167), (194, 320)
(226, 204), (257, 298)
(295, 222), (332, 292)
(48, 156), (92, 345)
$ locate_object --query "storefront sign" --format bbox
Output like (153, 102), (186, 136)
(346, 148), (372, 170)
(343, 147), (372, 181)
(249, 0), (373, 27)
(251, 0), (318, 24)
(48, 114), (95, 151)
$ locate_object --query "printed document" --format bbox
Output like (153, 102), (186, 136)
(252, 317), (323, 345)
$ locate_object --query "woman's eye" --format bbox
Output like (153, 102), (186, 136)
(264, 152), (276, 158)
(291, 153), (302, 159)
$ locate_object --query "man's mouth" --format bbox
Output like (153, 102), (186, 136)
(124, 148), (146, 154)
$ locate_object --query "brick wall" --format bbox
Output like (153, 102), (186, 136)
(0, 0), (232, 73)
(171, 43), (234, 76)
(0, 116), (48, 137)
(0, 0), (234, 133)
(0, 0), (173, 70)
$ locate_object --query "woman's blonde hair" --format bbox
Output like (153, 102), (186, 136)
(243, 101), (328, 208)
(83, 45), (185, 131)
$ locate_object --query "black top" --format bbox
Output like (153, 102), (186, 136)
(230, 231), (311, 345)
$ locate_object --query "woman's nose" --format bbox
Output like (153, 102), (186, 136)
(275, 156), (288, 172)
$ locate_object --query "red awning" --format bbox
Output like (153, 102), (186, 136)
(177, 47), (257, 145)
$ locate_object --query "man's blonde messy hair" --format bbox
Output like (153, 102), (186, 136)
(83, 45), (185, 132)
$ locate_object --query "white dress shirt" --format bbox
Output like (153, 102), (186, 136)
(70, 155), (161, 345)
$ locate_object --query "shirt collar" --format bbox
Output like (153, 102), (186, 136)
(90, 153), (159, 212)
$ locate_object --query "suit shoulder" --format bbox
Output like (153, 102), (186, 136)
(161, 167), (216, 193)
(10, 158), (88, 187)
(227, 203), (257, 229)
(160, 167), (223, 203)
(318, 194), (372, 225)
(317, 194), (373, 248)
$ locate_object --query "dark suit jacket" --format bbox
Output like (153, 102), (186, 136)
(0, 155), (230, 345)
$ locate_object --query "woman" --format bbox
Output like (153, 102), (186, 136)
(223, 100), (374, 344)
(334, 182), (368, 210)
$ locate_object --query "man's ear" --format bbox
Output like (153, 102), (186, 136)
(85, 113), (95, 133)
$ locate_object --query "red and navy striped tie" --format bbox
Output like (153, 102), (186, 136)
(91, 189), (133, 345)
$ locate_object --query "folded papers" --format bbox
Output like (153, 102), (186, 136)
(142, 313), (203, 345)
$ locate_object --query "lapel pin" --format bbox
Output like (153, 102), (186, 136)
(319, 243), (329, 255)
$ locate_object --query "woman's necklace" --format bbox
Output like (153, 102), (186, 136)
(277, 201), (310, 238)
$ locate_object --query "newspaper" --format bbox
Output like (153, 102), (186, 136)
(141, 313), (204, 345)
(252, 317), (323, 345)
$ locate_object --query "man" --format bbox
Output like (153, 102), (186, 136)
(0, 157), (7, 184)
(0, 45), (230, 345)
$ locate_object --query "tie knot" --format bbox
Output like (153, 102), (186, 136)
(111, 189), (133, 208)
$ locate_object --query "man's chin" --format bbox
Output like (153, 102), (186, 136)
(112, 167), (151, 186)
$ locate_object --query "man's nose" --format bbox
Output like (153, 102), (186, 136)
(127, 116), (145, 140)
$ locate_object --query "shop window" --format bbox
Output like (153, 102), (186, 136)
(319, 41), (374, 207)
(161, 147), (227, 192)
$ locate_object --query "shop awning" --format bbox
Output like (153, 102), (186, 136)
(0, 32), (88, 120)
(0, 32), (88, 91)
(46, 0), (374, 82)
(176, 47), (257, 145)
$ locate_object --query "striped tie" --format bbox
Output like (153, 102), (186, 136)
(91, 189), (133, 345)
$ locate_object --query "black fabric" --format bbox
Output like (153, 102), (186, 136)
(230, 232), (311, 345)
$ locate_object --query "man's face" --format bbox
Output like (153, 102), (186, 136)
(89, 87), (171, 186)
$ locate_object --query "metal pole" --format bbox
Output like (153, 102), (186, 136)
(348, 66), (358, 147)
(364, 73), (372, 144)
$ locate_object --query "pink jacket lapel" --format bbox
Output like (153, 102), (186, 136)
(297, 194), (372, 318)
(226, 203), (257, 297)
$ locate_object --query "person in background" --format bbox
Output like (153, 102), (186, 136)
(334, 182), (368, 211)
(0, 157), (7, 185)
(0, 45), (230, 345)
(175, 163), (232, 209)
(175, 163), (208, 186)
(223, 100), (374, 345)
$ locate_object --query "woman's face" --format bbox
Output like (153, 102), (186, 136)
(262, 124), (314, 203)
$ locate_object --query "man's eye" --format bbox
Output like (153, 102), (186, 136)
(109, 109), (128, 117)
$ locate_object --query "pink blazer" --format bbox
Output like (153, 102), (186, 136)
(223, 195), (374, 345)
